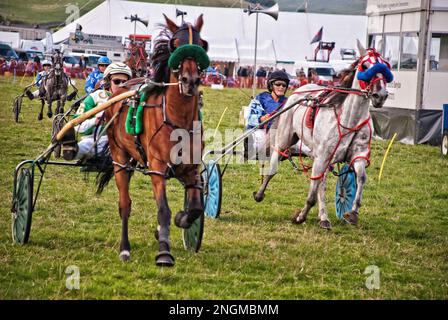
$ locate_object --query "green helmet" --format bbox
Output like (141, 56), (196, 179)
(104, 62), (132, 78)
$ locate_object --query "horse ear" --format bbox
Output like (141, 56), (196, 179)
(195, 14), (204, 32)
(357, 39), (366, 57)
(164, 14), (179, 33)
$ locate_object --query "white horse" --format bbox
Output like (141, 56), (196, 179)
(253, 43), (393, 229)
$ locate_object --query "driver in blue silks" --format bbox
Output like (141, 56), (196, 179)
(245, 70), (289, 159)
(84, 56), (111, 94)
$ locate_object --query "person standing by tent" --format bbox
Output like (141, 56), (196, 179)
(84, 56), (111, 94)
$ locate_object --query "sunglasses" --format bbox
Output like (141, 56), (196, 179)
(111, 78), (127, 85)
(273, 82), (287, 88)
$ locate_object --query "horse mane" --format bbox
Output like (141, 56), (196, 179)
(338, 59), (358, 88)
(149, 26), (173, 94)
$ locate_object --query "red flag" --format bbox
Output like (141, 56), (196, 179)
(310, 27), (323, 44)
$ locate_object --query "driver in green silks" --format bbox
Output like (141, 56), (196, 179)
(72, 63), (132, 161)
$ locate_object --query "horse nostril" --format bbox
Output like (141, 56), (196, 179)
(182, 77), (188, 83)
(372, 93), (380, 99)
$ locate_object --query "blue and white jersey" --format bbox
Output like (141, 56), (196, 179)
(35, 70), (48, 87)
(246, 92), (286, 129)
(84, 68), (104, 94)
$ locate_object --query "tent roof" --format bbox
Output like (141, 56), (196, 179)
(52, 0), (367, 64)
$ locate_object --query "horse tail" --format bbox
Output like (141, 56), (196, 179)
(95, 163), (114, 195)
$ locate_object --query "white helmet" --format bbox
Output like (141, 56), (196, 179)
(42, 60), (52, 67)
(104, 62), (132, 78)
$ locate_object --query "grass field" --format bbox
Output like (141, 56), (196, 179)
(0, 75), (447, 299)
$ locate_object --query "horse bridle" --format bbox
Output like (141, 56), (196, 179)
(357, 48), (391, 93)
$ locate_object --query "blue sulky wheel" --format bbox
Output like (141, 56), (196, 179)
(11, 168), (34, 244)
(335, 164), (357, 222)
(202, 160), (222, 219)
(182, 212), (204, 252)
(182, 189), (205, 252)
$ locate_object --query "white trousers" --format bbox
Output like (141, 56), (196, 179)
(74, 135), (108, 160)
(249, 129), (312, 159)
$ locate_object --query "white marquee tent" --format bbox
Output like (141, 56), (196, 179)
(52, 0), (367, 66)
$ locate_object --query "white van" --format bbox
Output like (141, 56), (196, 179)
(20, 40), (45, 53)
(294, 60), (337, 85)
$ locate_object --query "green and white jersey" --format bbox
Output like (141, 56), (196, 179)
(74, 90), (111, 137)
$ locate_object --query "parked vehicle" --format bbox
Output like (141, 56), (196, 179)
(294, 60), (337, 85)
(0, 43), (19, 61)
(15, 49), (45, 62)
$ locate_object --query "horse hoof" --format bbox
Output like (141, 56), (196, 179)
(119, 250), (131, 262)
(37, 113), (43, 121)
(343, 211), (359, 225)
(155, 251), (175, 267)
(47, 112), (53, 118)
(253, 191), (265, 203)
(291, 209), (306, 224)
(174, 211), (191, 229)
(319, 220), (332, 230)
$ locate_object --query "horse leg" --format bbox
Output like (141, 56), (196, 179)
(114, 165), (132, 261)
(56, 100), (61, 115)
(317, 173), (331, 229)
(38, 98), (44, 121)
(253, 152), (281, 202)
(151, 174), (175, 267)
(291, 159), (326, 225)
(343, 160), (367, 225)
(175, 170), (203, 229)
(47, 99), (53, 118)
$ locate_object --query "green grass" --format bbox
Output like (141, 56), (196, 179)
(0, 75), (447, 299)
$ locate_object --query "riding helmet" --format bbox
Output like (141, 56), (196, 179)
(267, 70), (290, 92)
(42, 60), (52, 67)
(97, 56), (111, 66)
(104, 62), (132, 78)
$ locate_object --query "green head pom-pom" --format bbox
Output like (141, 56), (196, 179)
(168, 44), (210, 71)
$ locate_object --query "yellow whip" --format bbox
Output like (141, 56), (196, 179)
(213, 106), (228, 139)
(378, 132), (397, 182)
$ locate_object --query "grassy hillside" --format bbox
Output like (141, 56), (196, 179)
(0, 0), (366, 26)
(0, 75), (447, 299)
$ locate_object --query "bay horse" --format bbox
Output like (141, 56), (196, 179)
(38, 50), (74, 120)
(253, 42), (393, 229)
(100, 14), (209, 266)
(126, 39), (148, 77)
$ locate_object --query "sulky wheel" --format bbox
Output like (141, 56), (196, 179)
(202, 160), (222, 219)
(335, 164), (357, 222)
(441, 133), (448, 157)
(12, 168), (34, 244)
(182, 189), (205, 252)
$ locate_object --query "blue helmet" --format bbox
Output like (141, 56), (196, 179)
(98, 56), (111, 66)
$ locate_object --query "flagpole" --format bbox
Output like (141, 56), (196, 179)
(252, 11), (259, 98)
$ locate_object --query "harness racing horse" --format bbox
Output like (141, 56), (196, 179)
(101, 14), (209, 266)
(253, 43), (393, 229)
(38, 51), (75, 120)
(126, 39), (149, 77)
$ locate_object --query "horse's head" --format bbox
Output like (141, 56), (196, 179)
(163, 14), (210, 96)
(356, 41), (393, 108)
(52, 51), (64, 76)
